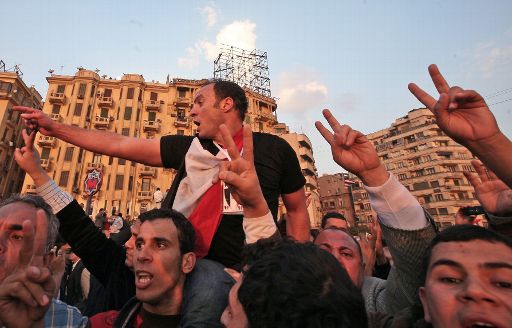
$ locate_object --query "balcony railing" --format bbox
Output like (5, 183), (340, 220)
(143, 120), (160, 132)
(50, 113), (62, 122)
(174, 117), (189, 127)
(86, 162), (104, 172)
(137, 191), (153, 201)
(145, 100), (162, 111)
(48, 92), (66, 104)
(174, 97), (191, 106)
(140, 166), (157, 177)
(93, 116), (112, 129)
(38, 136), (57, 147)
(97, 96), (113, 107)
(40, 158), (52, 170)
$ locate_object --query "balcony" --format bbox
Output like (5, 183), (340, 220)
(305, 175), (318, 190)
(140, 166), (157, 177)
(257, 111), (275, 122)
(299, 147), (314, 163)
(145, 100), (162, 111)
(301, 161), (316, 176)
(37, 136), (57, 147)
(40, 158), (52, 171)
(143, 120), (160, 132)
(93, 116), (112, 129)
(174, 97), (191, 107)
(174, 117), (189, 127)
(97, 96), (113, 107)
(137, 191), (153, 201)
(86, 162), (104, 172)
(48, 92), (66, 104)
(50, 113), (62, 122)
(25, 184), (37, 194)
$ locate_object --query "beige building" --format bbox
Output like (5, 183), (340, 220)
(317, 173), (356, 227)
(280, 133), (322, 229)
(0, 64), (42, 200)
(21, 69), (319, 226)
(359, 108), (479, 228)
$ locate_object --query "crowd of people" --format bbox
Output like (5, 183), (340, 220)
(0, 64), (510, 327)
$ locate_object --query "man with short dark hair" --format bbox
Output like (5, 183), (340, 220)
(417, 224), (512, 328)
(89, 208), (196, 327)
(321, 211), (349, 230)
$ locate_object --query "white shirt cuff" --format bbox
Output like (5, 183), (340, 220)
(243, 211), (277, 244)
(36, 180), (74, 214)
(364, 173), (428, 230)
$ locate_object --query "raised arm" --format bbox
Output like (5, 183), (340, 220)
(218, 124), (278, 243)
(13, 106), (162, 166)
(408, 64), (512, 188)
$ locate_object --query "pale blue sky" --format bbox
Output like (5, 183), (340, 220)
(2, 0), (511, 174)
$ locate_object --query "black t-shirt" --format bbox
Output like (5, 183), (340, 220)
(160, 132), (305, 268)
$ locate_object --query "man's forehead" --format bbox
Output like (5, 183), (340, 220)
(316, 229), (357, 248)
(0, 202), (38, 223)
(429, 240), (512, 266)
(139, 218), (178, 237)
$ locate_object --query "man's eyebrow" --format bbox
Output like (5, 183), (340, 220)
(153, 236), (171, 244)
(8, 224), (23, 231)
(482, 262), (512, 270)
(194, 94), (204, 102)
(430, 259), (463, 270)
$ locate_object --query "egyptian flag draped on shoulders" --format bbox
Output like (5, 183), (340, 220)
(171, 129), (243, 258)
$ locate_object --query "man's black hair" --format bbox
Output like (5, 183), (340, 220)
(238, 238), (367, 328)
(204, 80), (248, 121)
(321, 212), (347, 229)
(138, 208), (195, 255)
(420, 224), (512, 285)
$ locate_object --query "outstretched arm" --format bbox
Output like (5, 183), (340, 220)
(408, 64), (512, 188)
(13, 106), (162, 166)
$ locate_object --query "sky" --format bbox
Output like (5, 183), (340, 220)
(2, 0), (511, 174)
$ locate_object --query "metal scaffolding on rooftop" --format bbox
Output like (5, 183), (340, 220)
(213, 45), (272, 98)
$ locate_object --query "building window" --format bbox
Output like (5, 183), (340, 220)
(446, 165), (457, 172)
(177, 108), (185, 119)
(121, 128), (130, 136)
(52, 104), (61, 114)
(438, 208), (448, 215)
(124, 107), (132, 120)
(430, 180), (440, 188)
(148, 111), (157, 122)
(77, 83), (86, 98)
(40, 148), (51, 160)
(426, 167), (435, 175)
(118, 158), (126, 165)
(100, 108), (109, 118)
(177, 129), (184, 135)
(150, 92), (158, 101)
(141, 178), (151, 191)
(178, 88), (186, 98)
(104, 89), (112, 97)
(115, 175), (124, 190)
(434, 194), (444, 201)
(398, 173), (407, 180)
(57, 85), (66, 94)
(93, 153), (102, 163)
(127, 88), (134, 99)
(73, 103), (83, 116)
(462, 165), (473, 172)
(59, 171), (69, 187)
(64, 147), (74, 162)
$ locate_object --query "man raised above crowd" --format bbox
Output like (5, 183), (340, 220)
(15, 80), (310, 268)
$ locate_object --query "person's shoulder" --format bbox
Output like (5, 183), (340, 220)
(45, 299), (89, 326)
(161, 134), (194, 142)
(253, 132), (290, 146)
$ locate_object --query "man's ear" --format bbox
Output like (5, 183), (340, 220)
(181, 252), (196, 274)
(418, 286), (432, 323)
(219, 97), (235, 113)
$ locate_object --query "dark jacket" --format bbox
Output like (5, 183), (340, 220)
(58, 200), (135, 313)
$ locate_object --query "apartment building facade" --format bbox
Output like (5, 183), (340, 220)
(361, 108), (479, 228)
(21, 69), (320, 227)
(0, 67), (42, 200)
(280, 133), (322, 229)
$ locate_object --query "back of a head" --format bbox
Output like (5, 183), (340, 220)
(138, 208), (195, 255)
(239, 239), (367, 328)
